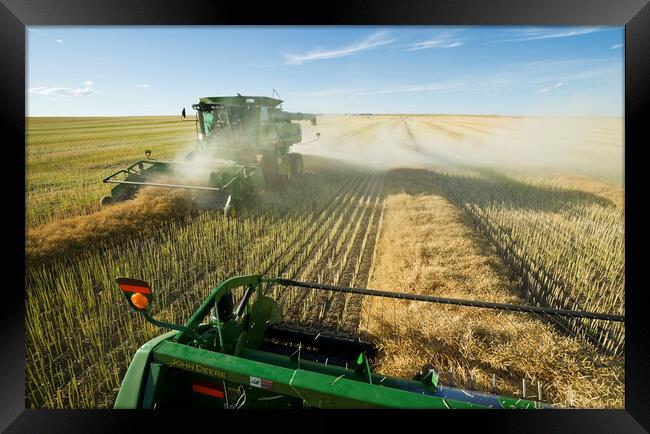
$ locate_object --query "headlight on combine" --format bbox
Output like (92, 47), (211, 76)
(131, 292), (149, 310)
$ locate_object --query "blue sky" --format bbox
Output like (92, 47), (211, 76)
(27, 26), (624, 116)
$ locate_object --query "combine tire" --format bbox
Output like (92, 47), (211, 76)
(289, 153), (303, 176)
(280, 155), (293, 182)
(99, 195), (113, 207)
(224, 205), (237, 219)
(260, 150), (285, 191)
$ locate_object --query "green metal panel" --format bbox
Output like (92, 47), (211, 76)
(141, 362), (163, 409)
(244, 295), (282, 348)
(153, 341), (489, 409)
(113, 331), (177, 409)
(115, 274), (546, 409)
(181, 275), (263, 336)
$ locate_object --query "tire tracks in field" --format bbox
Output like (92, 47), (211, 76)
(419, 119), (464, 141)
(401, 119), (461, 168)
(335, 121), (382, 145)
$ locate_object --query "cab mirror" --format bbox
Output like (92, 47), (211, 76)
(116, 277), (153, 312)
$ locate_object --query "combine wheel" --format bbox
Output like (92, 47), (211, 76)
(289, 153), (303, 176)
(260, 150), (283, 191)
(99, 195), (113, 207)
(224, 205), (237, 219)
(280, 155), (293, 182)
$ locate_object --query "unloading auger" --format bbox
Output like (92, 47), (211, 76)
(113, 274), (623, 409)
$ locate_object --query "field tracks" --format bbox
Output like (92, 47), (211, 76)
(421, 169), (625, 356)
(267, 172), (386, 333)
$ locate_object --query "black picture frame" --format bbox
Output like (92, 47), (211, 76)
(3, 0), (649, 432)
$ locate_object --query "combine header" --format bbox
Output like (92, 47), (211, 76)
(113, 274), (624, 409)
(101, 94), (319, 216)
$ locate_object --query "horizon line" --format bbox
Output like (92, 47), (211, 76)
(25, 113), (624, 118)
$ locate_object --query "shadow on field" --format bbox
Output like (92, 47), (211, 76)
(384, 167), (623, 357)
(385, 167), (614, 212)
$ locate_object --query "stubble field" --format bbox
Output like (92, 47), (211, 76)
(25, 114), (624, 408)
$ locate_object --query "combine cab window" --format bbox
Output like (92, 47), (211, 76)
(200, 110), (215, 134)
(260, 107), (269, 123)
(216, 109), (230, 127)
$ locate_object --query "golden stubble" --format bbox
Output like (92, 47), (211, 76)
(360, 170), (623, 408)
(25, 187), (194, 267)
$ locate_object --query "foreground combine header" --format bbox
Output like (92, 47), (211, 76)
(102, 94), (319, 216)
(113, 274), (623, 409)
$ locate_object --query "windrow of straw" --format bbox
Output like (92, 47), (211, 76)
(360, 169), (624, 408)
(26, 187), (194, 267)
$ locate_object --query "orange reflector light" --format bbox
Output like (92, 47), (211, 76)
(192, 381), (224, 398)
(119, 283), (152, 294)
(131, 292), (149, 310)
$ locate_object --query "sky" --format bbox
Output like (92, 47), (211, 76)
(26, 26), (624, 116)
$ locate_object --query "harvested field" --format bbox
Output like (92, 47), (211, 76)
(26, 187), (194, 267)
(26, 117), (197, 227)
(360, 169), (623, 408)
(25, 115), (624, 409)
(25, 156), (383, 408)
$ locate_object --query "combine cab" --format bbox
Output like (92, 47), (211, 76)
(110, 274), (626, 409)
(101, 94), (319, 215)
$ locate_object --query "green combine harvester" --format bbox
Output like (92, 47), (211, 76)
(102, 94), (319, 216)
(113, 274), (624, 409)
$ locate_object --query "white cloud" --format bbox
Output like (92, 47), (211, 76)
(136, 84), (150, 88)
(537, 82), (564, 93)
(404, 30), (465, 51)
(56, 39), (63, 44)
(610, 43), (624, 49)
(497, 27), (604, 43)
(407, 39), (463, 51)
(284, 31), (394, 65)
(28, 82), (100, 97)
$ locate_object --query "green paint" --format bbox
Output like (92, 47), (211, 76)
(103, 95), (318, 211)
(115, 274), (547, 409)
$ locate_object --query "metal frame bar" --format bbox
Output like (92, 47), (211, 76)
(102, 159), (256, 192)
(174, 274), (622, 348)
(269, 278), (625, 322)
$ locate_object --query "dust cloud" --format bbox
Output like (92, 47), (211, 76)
(299, 115), (624, 181)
